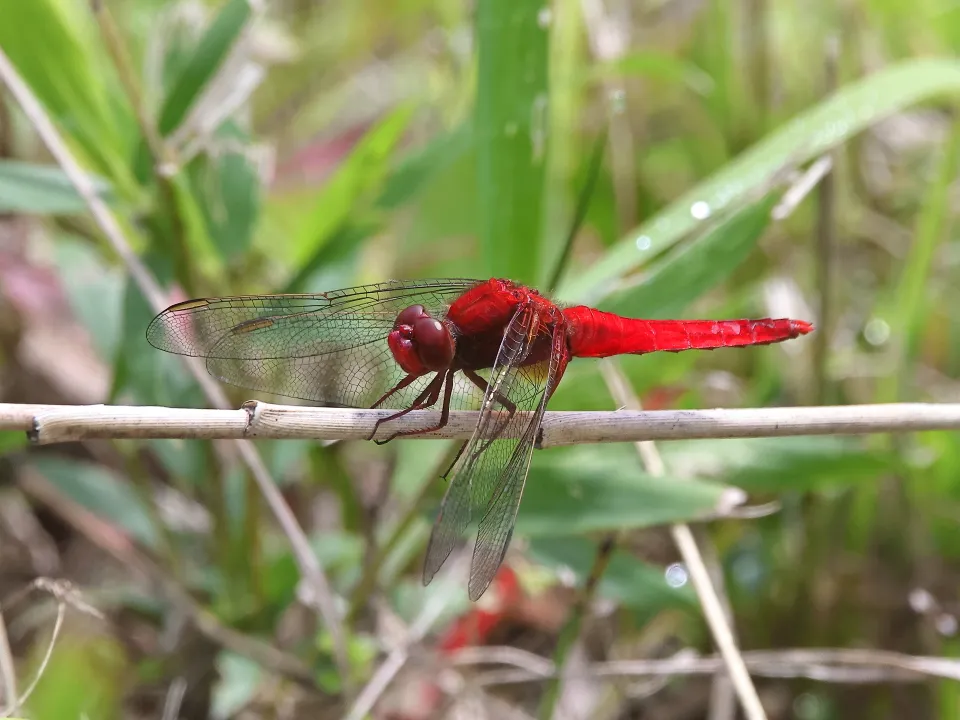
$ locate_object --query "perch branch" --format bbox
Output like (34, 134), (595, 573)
(2, 401), (959, 445)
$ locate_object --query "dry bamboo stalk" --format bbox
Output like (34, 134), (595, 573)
(1, 401), (959, 446)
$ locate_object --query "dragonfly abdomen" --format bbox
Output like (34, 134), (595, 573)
(564, 306), (813, 358)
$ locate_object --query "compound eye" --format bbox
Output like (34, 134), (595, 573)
(413, 317), (455, 370)
(395, 304), (427, 328)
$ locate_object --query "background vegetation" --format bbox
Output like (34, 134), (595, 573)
(2, 0), (960, 718)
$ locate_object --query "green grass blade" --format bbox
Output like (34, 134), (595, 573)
(876, 111), (960, 403)
(475, 0), (550, 284)
(600, 193), (778, 317)
(289, 104), (415, 271)
(157, 0), (253, 136)
(559, 58), (960, 305)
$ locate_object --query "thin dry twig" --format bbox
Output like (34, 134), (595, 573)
(5, 401), (960, 445)
(0, 613), (16, 715)
(458, 646), (960, 686)
(0, 579), (102, 718)
(0, 45), (351, 693)
(599, 360), (768, 720)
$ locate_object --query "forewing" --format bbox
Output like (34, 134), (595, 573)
(145, 278), (481, 407)
(423, 305), (562, 600)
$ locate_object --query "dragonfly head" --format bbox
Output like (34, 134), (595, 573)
(388, 304), (456, 375)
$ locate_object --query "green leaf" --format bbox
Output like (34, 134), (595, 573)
(25, 631), (126, 720)
(589, 51), (714, 95)
(212, 652), (263, 720)
(30, 456), (159, 549)
(601, 193), (778, 318)
(877, 113), (960, 402)
(377, 122), (473, 209)
(0, 161), (112, 214)
(528, 537), (698, 611)
(53, 235), (124, 362)
(657, 436), (891, 493)
(560, 58), (960, 305)
(516, 445), (736, 536)
(0, 0), (138, 196)
(0, 431), (27, 455)
(475, 0), (550, 284)
(157, 0), (253, 136)
(289, 104), (415, 270)
(192, 124), (261, 262)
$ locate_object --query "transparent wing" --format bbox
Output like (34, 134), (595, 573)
(423, 304), (565, 600)
(145, 278), (482, 408)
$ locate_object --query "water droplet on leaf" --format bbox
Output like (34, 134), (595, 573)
(609, 88), (626, 115)
(635, 235), (652, 251)
(690, 201), (711, 220)
(863, 317), (890, 346)
(537, 6), (553, 28)
(665, 563), (688, 588)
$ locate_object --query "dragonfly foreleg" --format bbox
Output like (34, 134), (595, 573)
(370, 370), (454, 444)
(371, 372), (422, 410)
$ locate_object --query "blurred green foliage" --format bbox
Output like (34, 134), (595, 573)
(1, 0), (960, 717)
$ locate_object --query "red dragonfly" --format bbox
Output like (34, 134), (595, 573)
(147, 278), (812, 600)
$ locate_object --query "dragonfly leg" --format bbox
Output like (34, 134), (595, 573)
(462, 369), (517, 455)
(369, 371), (447, 443)
(375, 369), (457, 444)
(370, 372), (423, 409)
(441, 440), (470, 480)
(462, 370), (517, 414)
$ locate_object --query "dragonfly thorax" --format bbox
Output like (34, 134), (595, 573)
(388, 304), (456, 375)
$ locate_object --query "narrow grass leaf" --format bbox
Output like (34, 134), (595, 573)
(876, 111), (960, 403)
(475, 0), (550, 284)
(289, 104), (414, 270)
(560, 58), (960, 305)
(158, 0), (253, 136)
(600, 193), (778, 317)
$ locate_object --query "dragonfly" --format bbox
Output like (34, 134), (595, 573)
(147, 277), (813, 600)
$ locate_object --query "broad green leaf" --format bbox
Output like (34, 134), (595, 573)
(601, 193), (778, 318)
(516, 445), (735, 536)
(53, 235), (124, 362)
(0, 161), (112, 214)
(657, 436), (891, 493)
(157, 0), (253, 136)
(212, 653), (263, 720)
(289, 105), (415, 270)
(169, 169), (225, 284)
(30, 456), (159, 549)
(560, 58), (960, 306)
(528, 537), (698, 611)
(475, 0), (550, 284)
(192, 123), (261, 262)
